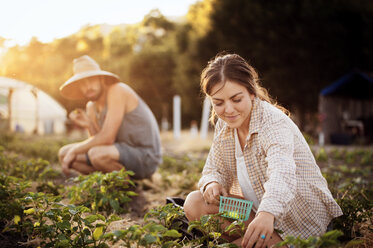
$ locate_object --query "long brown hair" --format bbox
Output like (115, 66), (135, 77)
(200, 53), (289, 123)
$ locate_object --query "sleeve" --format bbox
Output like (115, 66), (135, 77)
(257, 119), (297, 222)
(198, 119), (229, 194)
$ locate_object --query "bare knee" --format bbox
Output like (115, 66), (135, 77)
(184, 190), (206, 221)
(87, 146), (114, 170)
(87, 147), (103, 167)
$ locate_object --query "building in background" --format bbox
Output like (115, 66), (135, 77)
(0, 77), (67, 134)
(319, 71), (373, 145)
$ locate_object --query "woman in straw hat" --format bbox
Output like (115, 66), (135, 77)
(58, 55), (162, 179)
(183, 53), (342, 248)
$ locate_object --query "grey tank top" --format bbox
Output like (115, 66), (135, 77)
(96, 97), (162, 163)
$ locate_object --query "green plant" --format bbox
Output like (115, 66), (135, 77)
(0, 172), (31, 237)
(66, 169), (137, 215)
(315, 148), (328, 162)
(360, 150), (372, 165)
(187, 212), (230, 247)
(344, 151), (356, 164)
(144, 203), (186, 229)
(0, 147), (62, 182)
(330, 148), (344, 160)
(0, 132), (72, 163)
(36, 180), (65, 195)
(333, 185), (373, 241)
(277, 230), (344, 248)
(27, 200), (120, 248)
(104, 222), (182, 248)
(159, 155), (204, 193)
(321, 157), (373, 243)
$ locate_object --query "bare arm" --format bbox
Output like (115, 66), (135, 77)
(62, 84), (135, 170)
(73, 84), (130, 153)
(85, 102), (101, 136)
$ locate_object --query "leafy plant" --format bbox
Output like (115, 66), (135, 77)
(187, 212), (231, 247)
(25, 199), (120, 248)
(315, 147), (328, 162)
(0, 132), (72, 163)
(277, 230), (344, 248)
(66, 169), (137, 215)
(0, 147), (62, 182)
(333, 185), (373, 241)
(104, 222), (182, 248)
(0, 172), (31, 236)
(144, 203), (186, 229)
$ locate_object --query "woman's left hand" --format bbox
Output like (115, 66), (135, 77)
(241, 211), (275, 248)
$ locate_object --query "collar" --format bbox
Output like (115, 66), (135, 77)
(247, 97), (262, 140)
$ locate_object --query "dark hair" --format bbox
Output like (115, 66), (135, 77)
(200, 53), (288, 123)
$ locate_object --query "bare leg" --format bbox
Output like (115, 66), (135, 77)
(59, 144), (124, 175)
(184, 190), (220, 220)
(88, 145), (124, 173)
(70, 154), (95, 174)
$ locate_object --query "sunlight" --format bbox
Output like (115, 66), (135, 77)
(0, 0), (197, 46)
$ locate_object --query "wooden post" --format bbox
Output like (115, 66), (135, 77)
(200, 97), (211, 139)
(7, 88), (13, 131)
(31, 88), (39, 134)
(173, 95), (181, 139)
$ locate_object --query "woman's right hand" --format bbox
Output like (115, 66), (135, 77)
(203, 182), (228, 205)
(69, 108), (90, 128)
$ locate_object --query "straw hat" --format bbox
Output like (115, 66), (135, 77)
(59, 55), (120, 100)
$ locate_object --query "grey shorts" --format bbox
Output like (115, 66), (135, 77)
(114, 142), (160, 179)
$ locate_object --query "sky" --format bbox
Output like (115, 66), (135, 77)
(0, 0), (198, 46)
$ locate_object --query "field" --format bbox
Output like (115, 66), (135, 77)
(0, 131), (372, 248)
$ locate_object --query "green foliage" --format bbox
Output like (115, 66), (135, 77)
(20, 193), (119, 248)
(315, 147), (328, 162)
(323, 148), (373, 167)
(104, 223), (182, 248)
(359, 150), (373, 165)
(105, 203), (185, 247)
(277, 230), (344, 248)
(66, 169), (137, 215)
(333, 186), (373, 241)
(187, 212), (229, 247)
(159, 155), (205, 192)
(161, 155), (204, 174)
(0, 133), (70, 163)
(0, 172), (31, 223)
(2, 155), (50, 181)
(143, 204), (243, 247)
(0, 146), (63, 195)
(330, 148), (345, 160)
(321, 152), (373, 242)
(144, 203), (186, 229)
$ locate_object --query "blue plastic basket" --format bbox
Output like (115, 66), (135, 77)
(219, 196), (253, 221)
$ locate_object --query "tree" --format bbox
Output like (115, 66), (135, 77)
(180, 0), (373, 127)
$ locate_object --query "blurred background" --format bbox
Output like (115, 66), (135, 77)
(1, 0), (373, 145)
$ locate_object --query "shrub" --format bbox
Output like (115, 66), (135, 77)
(66, 169), (137, 215)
